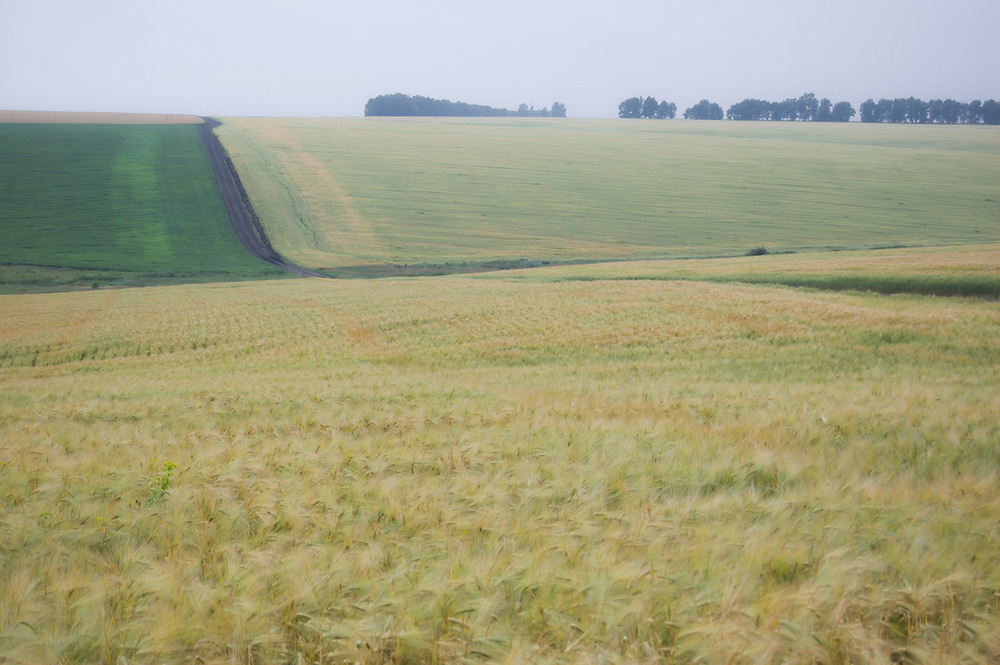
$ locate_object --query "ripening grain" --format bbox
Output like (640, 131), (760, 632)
(1, 268), (998, 664)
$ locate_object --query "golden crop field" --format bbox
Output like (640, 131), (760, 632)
(2, 247), (999, 664)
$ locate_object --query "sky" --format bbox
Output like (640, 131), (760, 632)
(2, 0), (998, 118)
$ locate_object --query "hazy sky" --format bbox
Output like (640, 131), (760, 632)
(3, 0), (997, 118)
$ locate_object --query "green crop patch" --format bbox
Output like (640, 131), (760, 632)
(0, 123), (285, 290)
(217, 118), (1000, 274)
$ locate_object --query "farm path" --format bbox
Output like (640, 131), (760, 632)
(199, 118), (330, 279)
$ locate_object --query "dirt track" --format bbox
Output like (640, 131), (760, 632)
(199, 118), (330, 278)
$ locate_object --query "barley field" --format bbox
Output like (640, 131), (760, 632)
(215, 118), (1000, 273)
(2, 248), (999, 664)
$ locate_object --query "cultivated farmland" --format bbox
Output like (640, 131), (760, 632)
(216, 118), (1000, 275)
(0, 121), (285, 291)
(2, 247), (1000, 663)
(1, 116), (999, 664)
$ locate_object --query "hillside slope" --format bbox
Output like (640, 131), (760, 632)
(217, 118), (1000, 275)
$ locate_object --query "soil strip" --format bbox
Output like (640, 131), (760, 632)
(199, 118), (330, 278)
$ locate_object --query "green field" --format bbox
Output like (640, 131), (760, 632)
(1, 247), (998, 663)
(0, 123), (285, 291)
(216, 118), (1000, 274)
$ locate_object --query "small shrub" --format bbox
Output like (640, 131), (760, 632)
(746, 246), (769, 256)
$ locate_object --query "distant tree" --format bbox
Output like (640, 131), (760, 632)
(655, 100), (677, 119)
(551, 101), (567, 118)
(816, 97), (833, 122)
(770, 98), (799, 121)
(965, 100), (983, 124)
(830, 101), (855, 122)
(877, 99), (896, 122)
(684, 99), (724, 120)
(641, 96), (659, 119)
(365, 93), (418, 116)
(904, 97), (929, 123)
(797, 93), (819, 121)
(727, 98), (771, 121)
(860, 99), (876, 123)
(618, 97), (643, 119)
(888, 99), (908, 123)
(927, 98), (965, 124)
(982, 99), (1000, 125)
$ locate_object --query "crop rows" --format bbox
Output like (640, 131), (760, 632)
(217, 118), (1000, 273)
(2, 268), (998, 664)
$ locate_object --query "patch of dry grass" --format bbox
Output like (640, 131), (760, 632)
(1, 267), (998, 663)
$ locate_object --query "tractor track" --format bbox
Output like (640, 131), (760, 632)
(199, 117), (330, 279)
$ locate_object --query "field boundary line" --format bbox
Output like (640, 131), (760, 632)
(256, 123), (386, 262)
(199, 118), (330, 279)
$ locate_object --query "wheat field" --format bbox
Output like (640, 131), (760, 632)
(2, 253), (999, 663)
(215, 118), (1000, 273)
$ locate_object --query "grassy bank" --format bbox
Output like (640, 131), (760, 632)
(0, 123), (285, 290)
(217, 118), (1000, 272)
(1, 263), (998, 663)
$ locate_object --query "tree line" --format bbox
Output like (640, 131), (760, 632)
(365, 94), (567, 118)
(618, 93), (1000, 124)
(619, 93), (855, 121)
(859, 98), (1000, 124)
(727, 93), (855, 122)
(617, 97), (677, 119)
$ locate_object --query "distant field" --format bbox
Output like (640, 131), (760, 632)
(509, 243), (1000, 299)
(0, 123), (285, 290)
(1, 253), (998, 663)
(217, 117), (1000, 274)
(0, 110), (204, 124)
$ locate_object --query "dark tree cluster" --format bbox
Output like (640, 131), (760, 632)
(683, 100), (724, 120)
(726, 93), (855, 122)
(859, 97), (1000, 124)
(618, 96), (677, 119)
(364, 93), (567, 118)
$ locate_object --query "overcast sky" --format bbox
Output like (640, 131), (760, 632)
(2, 0), (997, 118)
